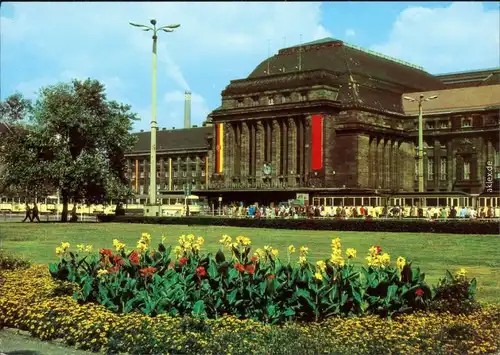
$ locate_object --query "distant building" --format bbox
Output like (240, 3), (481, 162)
(125, 38), (500, 203)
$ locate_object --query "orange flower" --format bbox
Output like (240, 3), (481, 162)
(245, 264), (255, 274)
(129, 251), (140, 265)
(234, 263), (245, 272)
(196, 266), (207, 278)
(139, 267), (157, 277)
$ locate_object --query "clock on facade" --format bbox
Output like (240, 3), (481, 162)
(263, 163), (272, 175)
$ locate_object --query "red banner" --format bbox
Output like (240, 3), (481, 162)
(311, 114), (323, 170)
(215, 123), (224, 173)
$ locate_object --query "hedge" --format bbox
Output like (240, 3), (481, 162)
(96, 215), (499, 234)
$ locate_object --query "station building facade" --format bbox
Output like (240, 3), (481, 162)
(124, 38), (499, 204)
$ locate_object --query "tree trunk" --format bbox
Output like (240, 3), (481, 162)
(61, 191), (69, 222)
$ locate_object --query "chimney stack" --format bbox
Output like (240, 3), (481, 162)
(184, 90), (191, 129)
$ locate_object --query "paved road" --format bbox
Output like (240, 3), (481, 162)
(0, 214), (98, 223)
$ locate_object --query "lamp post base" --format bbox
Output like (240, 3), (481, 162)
(143, 204), (162, 217)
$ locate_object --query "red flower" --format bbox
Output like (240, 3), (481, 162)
(100, 248), (113, 257)
(267, 274), (275, 280)
(107, 265), (121, 273)
(374, 245), (382, 255)
(179, 257), (188, 266)
(168, 262), (175, 269)
(234, 263), (245, 272)
(113, 255), (125, 266)
(139, 266), (157, 277)
(415, 288), (424, 297)
(250, 256), (258, 263)
(129, 251), (140, 265)
(196, 266), (207, 278)
(245, 264), (255, 274)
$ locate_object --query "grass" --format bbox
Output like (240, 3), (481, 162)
(1, 222), (499, 303)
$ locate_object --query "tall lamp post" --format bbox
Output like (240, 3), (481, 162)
(130, 19), (180, 207)
(403, 94), (438, 193)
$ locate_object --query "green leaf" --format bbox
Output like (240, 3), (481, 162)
(387, 284), (397, 300)
(192, 300), (205, 316)
(215, 249), (226, 263)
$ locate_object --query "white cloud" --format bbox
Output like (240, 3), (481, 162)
(345, 29), (356, 37)
(1, 2), (329, 131)
(312, 25), (332, 40)
(371, 2), (500, 73)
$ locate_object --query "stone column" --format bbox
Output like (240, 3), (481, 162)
(434, 140), (440, 187)
(383, 139), (390, 189)
(447, 141), (454, 191)
(395, 141), (402, 191)
(195, 156), (201, 189)
(304, 116), (311, 182)
(223, 122), (233, 182)
(288, 118), (297, 186)
(251, 122), (257, 176)
(255, 121), (264, 180)
(272, 119), (281, 182)
(241, 122), (249, 178)
(297, 118), (304, 182)
(389, 140), (397, 191)
(234, 123), (241, 177)
(368, 137), (375, 188)
(282, 119), (288, 177)
(375, 137), (383, 189)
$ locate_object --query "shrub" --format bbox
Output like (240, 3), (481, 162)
(96, 215), (499, 235)
(48, 235), (433, 323)
(430, 268), (481, 315)
(1, 266), (500, 354)
(0, 249), (31, 271)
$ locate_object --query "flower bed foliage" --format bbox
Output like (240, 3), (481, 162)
(1, 266), (500, 354)
(0, 248), (31, 271)
(47, 233), (479, 324)
(97, 215), (500, 234)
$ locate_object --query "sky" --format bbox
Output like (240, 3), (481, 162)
(1, 2), (499, 132)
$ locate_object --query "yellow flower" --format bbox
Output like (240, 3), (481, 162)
(254, 248), (265, 258)
(314, 272), (323, 280)
(331, 238), (341, 250)
(345, 248), (357, 259)
(456, 268), (467, 278)
(55, 247), (64, 256)
(77, 244), (85, 252)
(113, 239), (126, 252)
(236, 236), (251, 246)
(299, 246), (309, 256)
(136, 241), (148, 253)
(196, 236), (205, 246)
(330, 254), (345, 268)
(161, 234), (167, 244)
(84, 245), (93, 253)
(140, 233), (151, 245)
(396, 256), (406, 270)
(316, 260), (326, 271)
(263, 245), (272, 252)
(298, 256), (307, 265)
(186, 234), (196, 243)
(174, 246), (183, 257)
(219, 235), (232, 246)
(192, 243), (201, 252)
(61, 242), (70, 251)
(288, 245), (296, 254)
(271, 249), (279, 257)
(183, 242), (192, 250)
(97, 269), (108, 278)
(380, 253), (391, 268)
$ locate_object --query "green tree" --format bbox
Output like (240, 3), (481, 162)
(0, 79), (138, 221)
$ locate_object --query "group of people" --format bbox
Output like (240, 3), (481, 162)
(22, 203), (41, 222)
(219, 203), (498, 220)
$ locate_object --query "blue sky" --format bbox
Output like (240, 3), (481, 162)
(1, 2), (499, 132)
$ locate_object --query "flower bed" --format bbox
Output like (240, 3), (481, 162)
(1, 266), (500, 354)
(96, 215), (500, 234)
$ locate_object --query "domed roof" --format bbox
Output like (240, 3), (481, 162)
(248, 37), (444, 92)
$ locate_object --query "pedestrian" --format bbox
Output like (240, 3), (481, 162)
(22, 203), (32, 222)
(32, 202), (41, 222)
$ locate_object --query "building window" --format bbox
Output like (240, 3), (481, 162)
(139, 185), (144, 194)
(140, 172), (144, 178)
(440, 120), (449, 129)
(300, 92), (308, 101)
(268, 96), (274, 105)
(182, 171), (187, 177)
(164, 172), (169, 177)
(173, 171), (177, 178)
(427, 157), (434, 180)
(440, 158), (447, 180)
(156, 172), (161, 178)
(201, 170), (206, 177)
(426, 122), (435, 130)
(236, 99), (244, 108)
(251, 96), (259, 106)
(462, 117), (472, 128)
(464, 161), (471, 180)
(282, 94), (290, 103)
(192, 171), (197, 177)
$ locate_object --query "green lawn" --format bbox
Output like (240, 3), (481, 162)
(1, 222), (499, 302)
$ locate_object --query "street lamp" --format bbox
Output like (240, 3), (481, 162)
(403, 94), (438, 192)
(130, 19), (180, 207)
